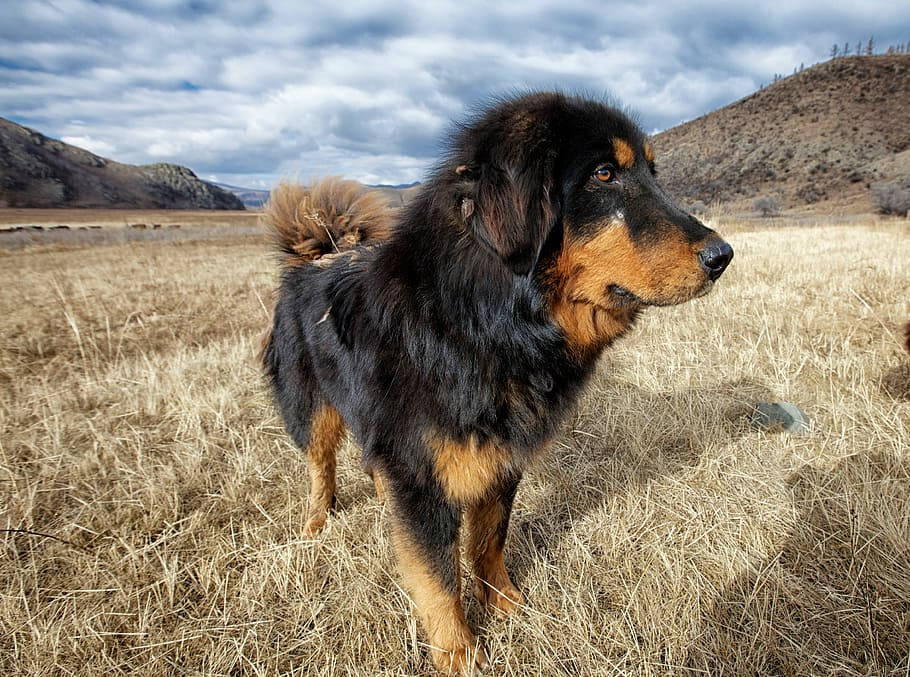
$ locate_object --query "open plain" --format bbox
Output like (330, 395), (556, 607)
(1, 211), (908, 675)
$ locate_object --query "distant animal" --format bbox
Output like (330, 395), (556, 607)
(259, 92), (733, 675)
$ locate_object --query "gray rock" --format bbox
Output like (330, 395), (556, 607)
(751, 402), (811, 434)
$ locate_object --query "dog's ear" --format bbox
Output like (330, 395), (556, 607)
(468, 148), (558, 276)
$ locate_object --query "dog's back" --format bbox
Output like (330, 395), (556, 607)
(258, 178), (393, 362)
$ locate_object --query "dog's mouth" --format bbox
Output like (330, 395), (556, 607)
(607, 284), (643, 307)
(607, 279), (714, 308)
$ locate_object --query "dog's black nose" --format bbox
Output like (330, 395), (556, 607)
(697, 241), (733, 281)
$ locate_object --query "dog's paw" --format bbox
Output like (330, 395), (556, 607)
(433, 643), (488, 676)
(474, 578), (523, 616)
(303, 512), (327, 536)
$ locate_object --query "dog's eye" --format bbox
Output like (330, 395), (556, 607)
(593, 165), (616, 183)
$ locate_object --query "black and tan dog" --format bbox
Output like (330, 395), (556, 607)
(260, 92), (733, 674)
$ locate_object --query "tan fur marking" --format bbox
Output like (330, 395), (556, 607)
(427, 434), (509, 504)
(392, 520), (486, 674)
(613, 138), (635, 169)
(303, 405), (346, 536)
(466, 499), (522, 615)
(546, 222), (705, 356)
(570, 225), (699, 301)
(547, 297), (636, 358)
(643, 141), (655, 164)
(370, 468), (387, 502)
(256, 327), (273, 368)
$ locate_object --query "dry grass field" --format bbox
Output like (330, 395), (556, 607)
(1, 214), (908, 676)
(0, 208), (258, 228)
(0, 209), (262, 253)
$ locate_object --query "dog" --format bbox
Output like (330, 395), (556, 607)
(260, 92), (733, 674)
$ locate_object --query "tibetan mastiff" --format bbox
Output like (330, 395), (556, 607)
(260, 92), (733, 674)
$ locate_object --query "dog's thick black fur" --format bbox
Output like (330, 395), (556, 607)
(261, 92), (733, 674)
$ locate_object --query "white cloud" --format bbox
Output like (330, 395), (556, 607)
(60, 135), (117, 157)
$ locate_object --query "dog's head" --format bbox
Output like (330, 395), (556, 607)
(451, 93), (733, 352)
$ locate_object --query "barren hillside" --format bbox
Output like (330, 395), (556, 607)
(0, 118), (244, 210)
(652, 55), (910, 209)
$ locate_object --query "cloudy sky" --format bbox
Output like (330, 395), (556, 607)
(1, 1), (906, 188)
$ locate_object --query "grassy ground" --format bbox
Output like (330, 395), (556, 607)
(1, 216), (908, 676)
(0, 208), (258, 227)
(0, 208), (262, 252)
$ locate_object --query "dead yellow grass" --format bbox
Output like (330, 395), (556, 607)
(0, 208), (259, 228)
(1, 217), (908, 676)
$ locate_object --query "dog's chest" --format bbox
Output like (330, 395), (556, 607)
(493, 362), (588, 446)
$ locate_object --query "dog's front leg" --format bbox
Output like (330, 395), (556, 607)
(389, 483), (487, 675)
(466, 475), (523, 615)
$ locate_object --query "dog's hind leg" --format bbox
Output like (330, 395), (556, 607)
(466, 476), (523, 615)
(262, 309), (347, 535)
(302, 404), (345, 536)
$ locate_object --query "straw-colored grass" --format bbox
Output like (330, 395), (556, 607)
(0, 208), (258, 228)
(1, 217), (908, 676)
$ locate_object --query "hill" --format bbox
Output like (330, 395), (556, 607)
(0, 117), (244, 210)
(652, 55), (910, 210)
(208, 181), (270, 209)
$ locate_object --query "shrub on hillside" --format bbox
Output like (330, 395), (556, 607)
(798, 183), (825, 204)
(753, 195), (781, 217)
(872, 180), (910, 216)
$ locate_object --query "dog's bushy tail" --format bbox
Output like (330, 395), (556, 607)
(904, 321), (910, 353)
(262, 178), (393, 267)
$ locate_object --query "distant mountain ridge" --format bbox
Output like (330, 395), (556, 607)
(371, 181), (420, 190)
(652, 55), (910, 209)
(0, 117), (244, 209)
(207, 181), (270, 208)
(207, 180), (421, 209)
